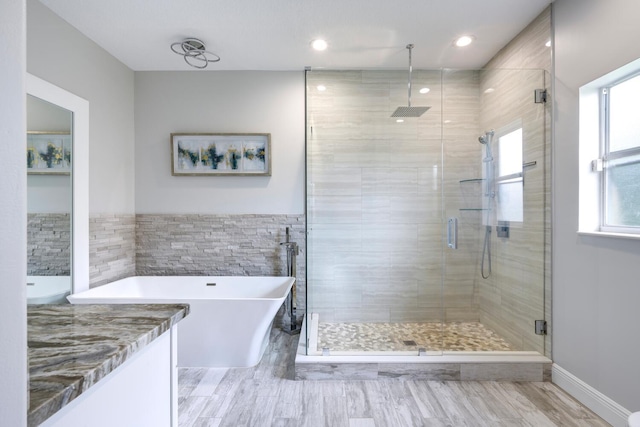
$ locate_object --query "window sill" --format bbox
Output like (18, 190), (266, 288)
(578, 230), (640, 241)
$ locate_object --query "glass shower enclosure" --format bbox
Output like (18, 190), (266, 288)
(305, 68), (550, 357)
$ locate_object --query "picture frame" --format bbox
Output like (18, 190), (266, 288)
(27, 132), (72, 175)
(171, 133), (271, 176)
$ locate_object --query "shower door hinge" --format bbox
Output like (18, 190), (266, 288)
(534, 89), (548, 104)
(534, 320), (548, 335)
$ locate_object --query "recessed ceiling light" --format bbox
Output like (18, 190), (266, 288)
(545, 40), (551, 47)
(396, 119), (404, 123)
(419, 87), (430, 94)
(455, 36), (474, 47)
(317, 85), (326, 91)
(484, 88), (495, 94)
(311, 39), (328, 51)
(444, 120), (452, 124)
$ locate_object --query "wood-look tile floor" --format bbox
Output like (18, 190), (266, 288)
(178, 328), (610, 427)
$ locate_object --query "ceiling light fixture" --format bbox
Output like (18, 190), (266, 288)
(455, 35), (474, 47)
(170, 38), (220, 69)
(419, 87), (430, 94)
(311, 39), (328, 51)
(545, 40), (551, 47)
(317, 85), (327, 91)
(396, 119), (405, 123)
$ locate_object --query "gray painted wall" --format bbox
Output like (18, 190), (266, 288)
(27, 0), (135, 215)
(554, 0), (640, 411)
(0, 0), (28, 424)
(27, 0), (137, 287)
(134, 71), (305, 215)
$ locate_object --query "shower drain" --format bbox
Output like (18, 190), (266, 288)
(403, 340), (417, 346)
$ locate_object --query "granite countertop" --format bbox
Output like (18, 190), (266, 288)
(27, 303), (189, 427)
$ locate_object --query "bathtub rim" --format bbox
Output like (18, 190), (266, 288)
(27, 275), (72, 305)
(67, 275), (295, 303)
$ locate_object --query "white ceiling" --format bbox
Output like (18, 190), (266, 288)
(39, 0), (552, 71)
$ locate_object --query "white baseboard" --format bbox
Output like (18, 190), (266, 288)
(552, 364), (631, 427)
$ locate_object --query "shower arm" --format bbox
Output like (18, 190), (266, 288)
(407, 44), (414, 108)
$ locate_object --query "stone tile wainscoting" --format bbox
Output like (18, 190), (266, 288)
(87, 213), (305, 321)
(27, 213), (70, 276)
(135, 214), (306, 318)
(89, 214), (136, 287)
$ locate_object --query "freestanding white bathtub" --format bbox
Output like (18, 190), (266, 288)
(67, 276), (295, 368)
(27, 276), (71, 304)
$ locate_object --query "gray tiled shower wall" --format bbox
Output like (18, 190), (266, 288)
(479, 7), (552, 357)
(306, 69), (485, 325)
(305, 7), (552, 356)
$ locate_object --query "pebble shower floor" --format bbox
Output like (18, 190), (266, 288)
(317, 322), (513, 352)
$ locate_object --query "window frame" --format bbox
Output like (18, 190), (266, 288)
(495, 121), (524, 225)
(599, 71), (640, 234)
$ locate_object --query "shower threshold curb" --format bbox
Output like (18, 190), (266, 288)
(295, 318), (552, 381)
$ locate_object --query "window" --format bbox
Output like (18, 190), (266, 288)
(579, 57), (640, 236)
(600, 73), (640, 231)
(496, 127), (524, 224)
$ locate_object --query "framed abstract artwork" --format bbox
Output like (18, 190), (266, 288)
(27, 132), (72, 175)
(171, 133), (271, 176)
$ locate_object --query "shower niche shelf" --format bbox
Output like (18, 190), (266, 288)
(459, 208), (488, 211)
(459, 178), (484, 183)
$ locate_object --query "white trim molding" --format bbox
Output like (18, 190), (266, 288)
(552, 364), (631, 427)
(27, 74), (90, 294)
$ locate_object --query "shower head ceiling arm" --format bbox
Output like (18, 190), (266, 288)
(407, 43), (414, 108)
(391, 43), (430, 118)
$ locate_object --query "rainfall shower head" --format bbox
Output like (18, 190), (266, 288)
(391, 106), (430, 118)
(391, 44), (431, 118)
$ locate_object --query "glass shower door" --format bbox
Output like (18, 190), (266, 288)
(441, 68), (548, 354)
(305, 68), (548, 357)
(305, 69), (445, 355)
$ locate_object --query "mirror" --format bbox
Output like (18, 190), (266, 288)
(26, 95), (73, 303)
(26, 74), (90, 301)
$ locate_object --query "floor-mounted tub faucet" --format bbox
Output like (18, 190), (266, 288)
(280, 227), (300, 334)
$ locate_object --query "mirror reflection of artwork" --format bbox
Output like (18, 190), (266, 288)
(27, 133), (71, 174)
(171, 133), (271, 176)
(27, 94), (73, 304)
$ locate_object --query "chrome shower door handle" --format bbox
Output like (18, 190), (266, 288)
(447, 217), (458, 249)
